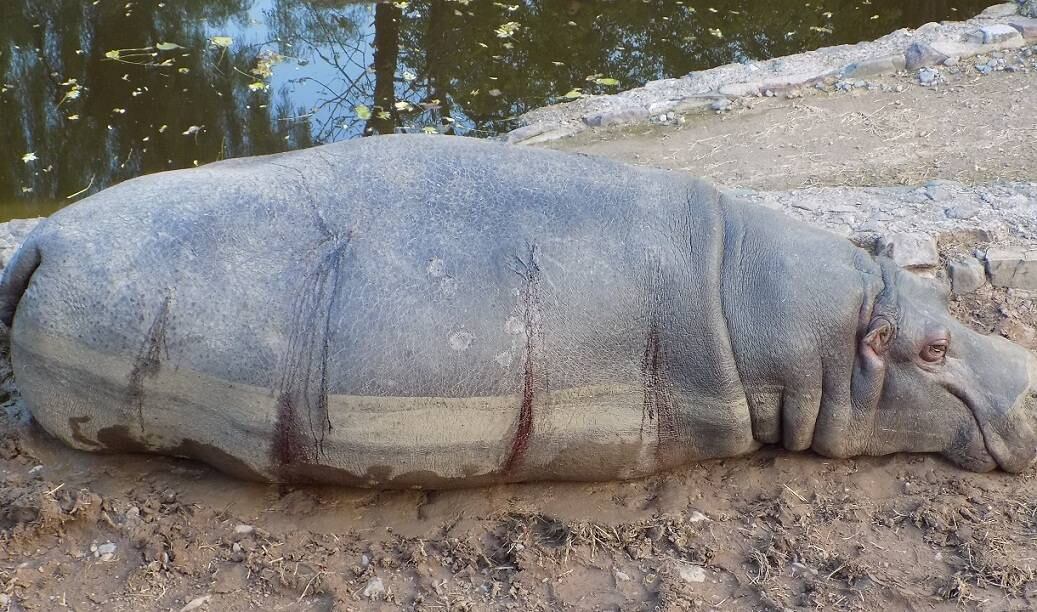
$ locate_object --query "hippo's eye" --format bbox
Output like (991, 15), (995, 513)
(921, 340), (949, 363)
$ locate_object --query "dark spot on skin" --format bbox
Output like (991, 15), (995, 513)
(128, 296), (171, 431)
(272, 392), (311, 467)
(502, 244), (546, 474)
(273, 230), (352, 472)
(640, 263), (678, 461)
(68, 416), (101, 448)
(95, 425), (266, 481)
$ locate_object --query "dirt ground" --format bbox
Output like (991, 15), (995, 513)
(3, 60), (1037, 611)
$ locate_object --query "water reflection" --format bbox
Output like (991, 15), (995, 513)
(0, 0), (989, 220)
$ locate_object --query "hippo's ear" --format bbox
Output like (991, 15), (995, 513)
(862, 317), (894, 357)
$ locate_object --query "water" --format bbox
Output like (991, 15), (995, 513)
(1, 0), (991, 221)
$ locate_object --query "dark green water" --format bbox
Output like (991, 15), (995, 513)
(1, 0), (993, 220)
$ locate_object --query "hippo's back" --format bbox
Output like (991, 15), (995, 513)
(2, 135), (752, 485)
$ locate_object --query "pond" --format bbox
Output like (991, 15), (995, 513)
(1, 0), (993, 221)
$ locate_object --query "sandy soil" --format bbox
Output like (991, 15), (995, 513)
(551, 53), (1037, 191)
(3, 59), (1037, 612)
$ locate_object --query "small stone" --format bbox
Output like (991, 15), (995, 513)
(945, 204), (980, 220)
(361, 554), (371, 568)
(710, 98), (731, 112)
(179, 595), (212, 612)
(986, 248), (1037, 289)
(917, 67), (940, 85)
(213, 564), (249, 594)
(614, 570), (631, 582)
(877, 233), (939, 271)
(948, 258), (987, 294)
(362, 576), (386, 599)
(233, 524), (254, 535)
(581, 107), (649, 128)
(1022, 0), (1037, 19)
(688, 510), (710, 523)
(905, 42), (949, 70)
(943, 56), (960, 67)
(678, 564), (707, 583)
(925, 179), (958, 201)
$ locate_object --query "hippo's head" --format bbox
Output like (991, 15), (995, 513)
(855, 266), (1037, 472)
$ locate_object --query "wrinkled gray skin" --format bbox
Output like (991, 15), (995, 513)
(1, 135), (1035, 488)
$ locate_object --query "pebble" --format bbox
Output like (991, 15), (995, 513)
(614, 570), (631, 582)
(179, 595), (212, 612)
(710, 98), (731, 112)
(905, 41), (949, 70)
(233, 524), (255, 535)
(917, 67), (941, 85)
(363, 576), (386, 599)
(945, 204), (980, 220)
(678, 564), (707, 583)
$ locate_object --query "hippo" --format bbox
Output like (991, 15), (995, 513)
(1, 135), (1035, 487)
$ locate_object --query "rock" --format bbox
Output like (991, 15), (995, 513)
(362, 576), (386, 599)
(516, 126), (581, 146)
(979, 2), (1023, 18)
(1010, 18), (1037, 40)
(213, 563), (249, 594)
(1001, 194), (1030, 210)
(841, 54), (907, 78)
(905, 42), (949, 70)
(688, 510), (710, 523)
(504, 124), (549, 144)
(670, 97), (720, 115)
(925, 179), (958, 201)
(918, 67), (941, 85)
(581, 107), (648, 128)
(943, 56), (960, 67)
(710, 98), (732, 112)
(179, 595), (212, 612)
(986, 248), (1037, 289)
(948, 258), (987, 294)
(1021, 0), (1037, 18)
(93, 542), (117, 562)
(877, 233), (939, 271)
(678, 563), (707, 583)
(998, 318), (1037, 347)
(945, 204), (980, 220)
(967, 24), (1026, 45)
(233, 524), (255, 535)
(614, 570), (631, 582)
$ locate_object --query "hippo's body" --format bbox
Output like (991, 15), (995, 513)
(1, 135), (1035, 487)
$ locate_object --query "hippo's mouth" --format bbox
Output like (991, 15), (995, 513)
(972, 391), (1037, 474)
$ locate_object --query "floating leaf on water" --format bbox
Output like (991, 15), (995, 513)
(422, 127), (438, 134)
(159, 125), (168, 133)
(155, 42), (184, 51)
(178, 67), (190, 74)
(594, 77), (620, 86)
(67, 114), (79, 120)
(402, 71), (417, 81)
(394, 101), (413, 111)
(488, 88), (502, 97)
(708, 28), (723, 38)
(377, 111), (391, 120)
(495, 21), (521, 38)
(210, 36), (233, 48)
(21, 152), (37, 163)
(247, 81), (268, 92)
(552, 61), (565, 66)
(112, 107), (126, 114)
(105, 49), (121, 60)
(354, 104), (371, 120)
(182, 125), (202, 136)
(563, 88), (583, 99)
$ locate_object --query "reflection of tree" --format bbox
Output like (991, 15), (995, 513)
(0, 0), (306, 210)
(367, 2), (402, 136)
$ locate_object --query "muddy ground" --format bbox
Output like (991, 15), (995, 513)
(3, 58), (1037, 611)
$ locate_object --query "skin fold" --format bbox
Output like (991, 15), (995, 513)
(1, 135), (1035, 487)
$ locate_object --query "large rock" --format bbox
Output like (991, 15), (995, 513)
(985, 247), (1037, 290)
(1010, 18), (1037, 40)
(966, 24), (1026, 45)
(905, 42), (949, 70)
(1021, 0), (1037, 18)
(876, 233), (940, 271)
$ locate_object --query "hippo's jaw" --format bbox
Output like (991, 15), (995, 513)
(943, 356), (1037, 474)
